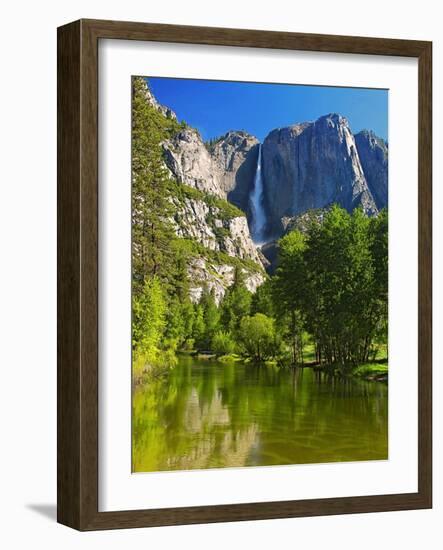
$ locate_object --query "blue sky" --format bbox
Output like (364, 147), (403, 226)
(147, 77), (388, 143)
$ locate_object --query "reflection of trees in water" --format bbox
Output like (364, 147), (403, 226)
(132, 357), (388, 472)
(184, 387), (230, 432)
(166, 424), (258, 471)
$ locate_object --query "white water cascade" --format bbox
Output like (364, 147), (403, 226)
(250, 144), (267, 244)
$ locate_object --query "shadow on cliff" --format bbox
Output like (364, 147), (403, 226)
(227, 143), (260, 219)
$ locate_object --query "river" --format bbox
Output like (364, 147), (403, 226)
(132, 355), (388, 472)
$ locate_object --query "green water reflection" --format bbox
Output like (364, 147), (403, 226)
(132, 356), (388, 472)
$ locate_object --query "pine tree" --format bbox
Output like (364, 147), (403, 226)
(192, 304), (206, 348)
(132, 276), (166, 361)
(200, 290), (220, 348)
(220, 267), (252, 333)
(132, 77), (178, 294)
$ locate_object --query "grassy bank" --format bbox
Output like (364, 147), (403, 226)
(135, 342), (388, 385)
(351, 363), (388, 381)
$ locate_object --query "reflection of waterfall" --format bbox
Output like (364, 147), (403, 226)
(250, 145), (266, 243)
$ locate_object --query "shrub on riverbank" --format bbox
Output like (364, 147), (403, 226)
(352, 363), (388, 381)
(211, 331), (236, 357)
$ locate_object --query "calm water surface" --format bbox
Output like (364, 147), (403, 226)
(132, 356), (388, 472)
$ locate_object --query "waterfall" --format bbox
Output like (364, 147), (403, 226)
(250, 145), (266, 244)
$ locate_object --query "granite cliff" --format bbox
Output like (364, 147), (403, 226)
(210, 130), (260, 212)
(260, 114), (385, 238)
(163, 128), (260, 212)
(355, 129), (388, 210)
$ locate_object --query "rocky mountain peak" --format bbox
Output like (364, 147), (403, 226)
(356, 129), (388, 154)
(313, 113), (355, 146)
(265, 122), (311, 144)
(261, 113), (379, 238)
(141, 79), (178, 121)
(212, 131), (259, 166)
(316, 112), (348, 126)
(210, 132), (260, 213)
(355, 130), (388, 209)
(162, 123), (261, 214)
(215, 130), (258, 149)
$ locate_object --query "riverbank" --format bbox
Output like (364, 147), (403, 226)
(350, 363), (388, 382)
(177, 350), (389, 383)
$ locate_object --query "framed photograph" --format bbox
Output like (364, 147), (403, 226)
(57, 19), (432, 530)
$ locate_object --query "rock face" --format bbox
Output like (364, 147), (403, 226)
(143, 91), (267, 301)
(225, 216), (262, 263)
(261, 114), (379, 237)
(211, 131), (260, 212)
(170, 196), (263, 265)
(163, 129), (260, 206)
(355, 130), (388, 210)
(187, 258), (265, 305)
(163, 128), (224, 197)
(142, 83), (177, 121)
(161, 121), (266, 295)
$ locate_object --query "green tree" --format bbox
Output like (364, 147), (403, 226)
(251, 279), (274, 317)
(181, 298), (196, 348)
(220, 268), (252, 333)
(200, 290), (221, 348)
(211, 331), (236, 356)
(238, 313), (276, 362)
(132, 76), (179, 293)
(273, 205), (388, 366)
(272, 230), (307, 364)
(192, 303), (206, 349)
(367, 208), (388, 359)
(164, 297), (186, 348)
(132, 276), (166, 365)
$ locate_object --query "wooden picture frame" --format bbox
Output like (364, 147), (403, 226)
(57, 18), (432, 530)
